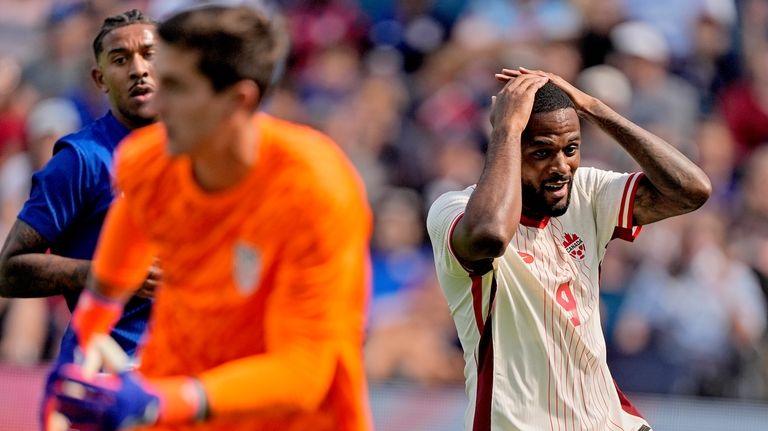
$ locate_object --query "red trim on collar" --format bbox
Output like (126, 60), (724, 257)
(520, 214), (550, 228)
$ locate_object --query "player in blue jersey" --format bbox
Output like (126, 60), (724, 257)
(0, 9), (160, 428)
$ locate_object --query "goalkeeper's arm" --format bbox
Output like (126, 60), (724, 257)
(61, 196), (207, 428)
(70, 196), (155, 350)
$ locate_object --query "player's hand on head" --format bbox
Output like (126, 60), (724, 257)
(490, 71), (549, 134)
(497, 67), (597, 115)
(51, 364), (161, 431)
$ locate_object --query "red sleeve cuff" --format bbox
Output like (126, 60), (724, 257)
(612, 172), (644, 242)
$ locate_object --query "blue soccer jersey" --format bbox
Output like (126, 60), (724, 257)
(18, 111), (151, 366)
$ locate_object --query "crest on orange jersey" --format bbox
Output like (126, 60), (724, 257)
(234, 241), (261, 295)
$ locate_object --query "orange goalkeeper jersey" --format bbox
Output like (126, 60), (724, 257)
(92, 113), (373, 431)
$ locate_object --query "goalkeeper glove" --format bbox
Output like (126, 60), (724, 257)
(52, 364), (208, 430)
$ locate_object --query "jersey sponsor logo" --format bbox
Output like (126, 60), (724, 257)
(562, 232), (585, 260)
(233, 241), (261, 295)
(517, 251), (534, 264)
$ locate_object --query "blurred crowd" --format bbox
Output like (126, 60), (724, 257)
(1, 0), (768, 401)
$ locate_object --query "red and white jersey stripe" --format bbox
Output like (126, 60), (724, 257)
(427, 168), (650, 431)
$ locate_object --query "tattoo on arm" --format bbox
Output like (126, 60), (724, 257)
(585, 103), (710, 225)
(631, 177), (686, 226)
(0, 220), (90, 298)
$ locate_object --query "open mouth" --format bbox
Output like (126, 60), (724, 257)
(129, 85), (153, 102)
(543, 181), (569, 199)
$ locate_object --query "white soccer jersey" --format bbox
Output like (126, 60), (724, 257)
(427, 167), (651, 431)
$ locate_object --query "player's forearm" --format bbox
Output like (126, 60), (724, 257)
(582, 99), (710, 211)
(198, 347), (337, 416)
(87, 272), (139, 301)
(457, 126), (523, 260)
(0, 253), (90, 297)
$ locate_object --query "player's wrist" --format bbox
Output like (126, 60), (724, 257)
(576, 95), (606, 120)
(490, 126), (523, 148)
(148, 376), (209, 424)
(71, 288), (123, 351)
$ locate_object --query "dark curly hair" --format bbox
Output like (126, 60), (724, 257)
(92, 9), (155, 60)
(532, 81), (575, 114)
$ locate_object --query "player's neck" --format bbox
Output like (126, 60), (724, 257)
(190, 115), (259, 193)
(111, 109), (156, 131)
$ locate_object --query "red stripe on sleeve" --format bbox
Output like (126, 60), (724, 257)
(447, 213), (464, 260)
(612, 173), (645, 242)
(625, 173), (644, 227)
(471, 275), (485, 333)
(617, 175), (633, 228)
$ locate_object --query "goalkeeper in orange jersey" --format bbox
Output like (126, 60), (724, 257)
(50, 4), (373, 431)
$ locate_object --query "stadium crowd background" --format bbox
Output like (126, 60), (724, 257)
(0, 0), (768, 424)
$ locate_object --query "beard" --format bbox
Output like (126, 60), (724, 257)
(119, 105), (158, 128)
(521, 176), (574, 219)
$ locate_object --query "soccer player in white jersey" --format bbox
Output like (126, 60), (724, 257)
(427, 67), (711, 431)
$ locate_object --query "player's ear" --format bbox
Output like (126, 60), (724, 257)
(231, 80), (260, 112)
(91, 67), (108, 94)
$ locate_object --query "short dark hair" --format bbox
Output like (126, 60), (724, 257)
(532, 82), (575, 114)
(93, 9), (155, 60)
(158, 5), (279, 98)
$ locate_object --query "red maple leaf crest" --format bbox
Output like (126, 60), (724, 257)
(562, 233), (585, 260)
